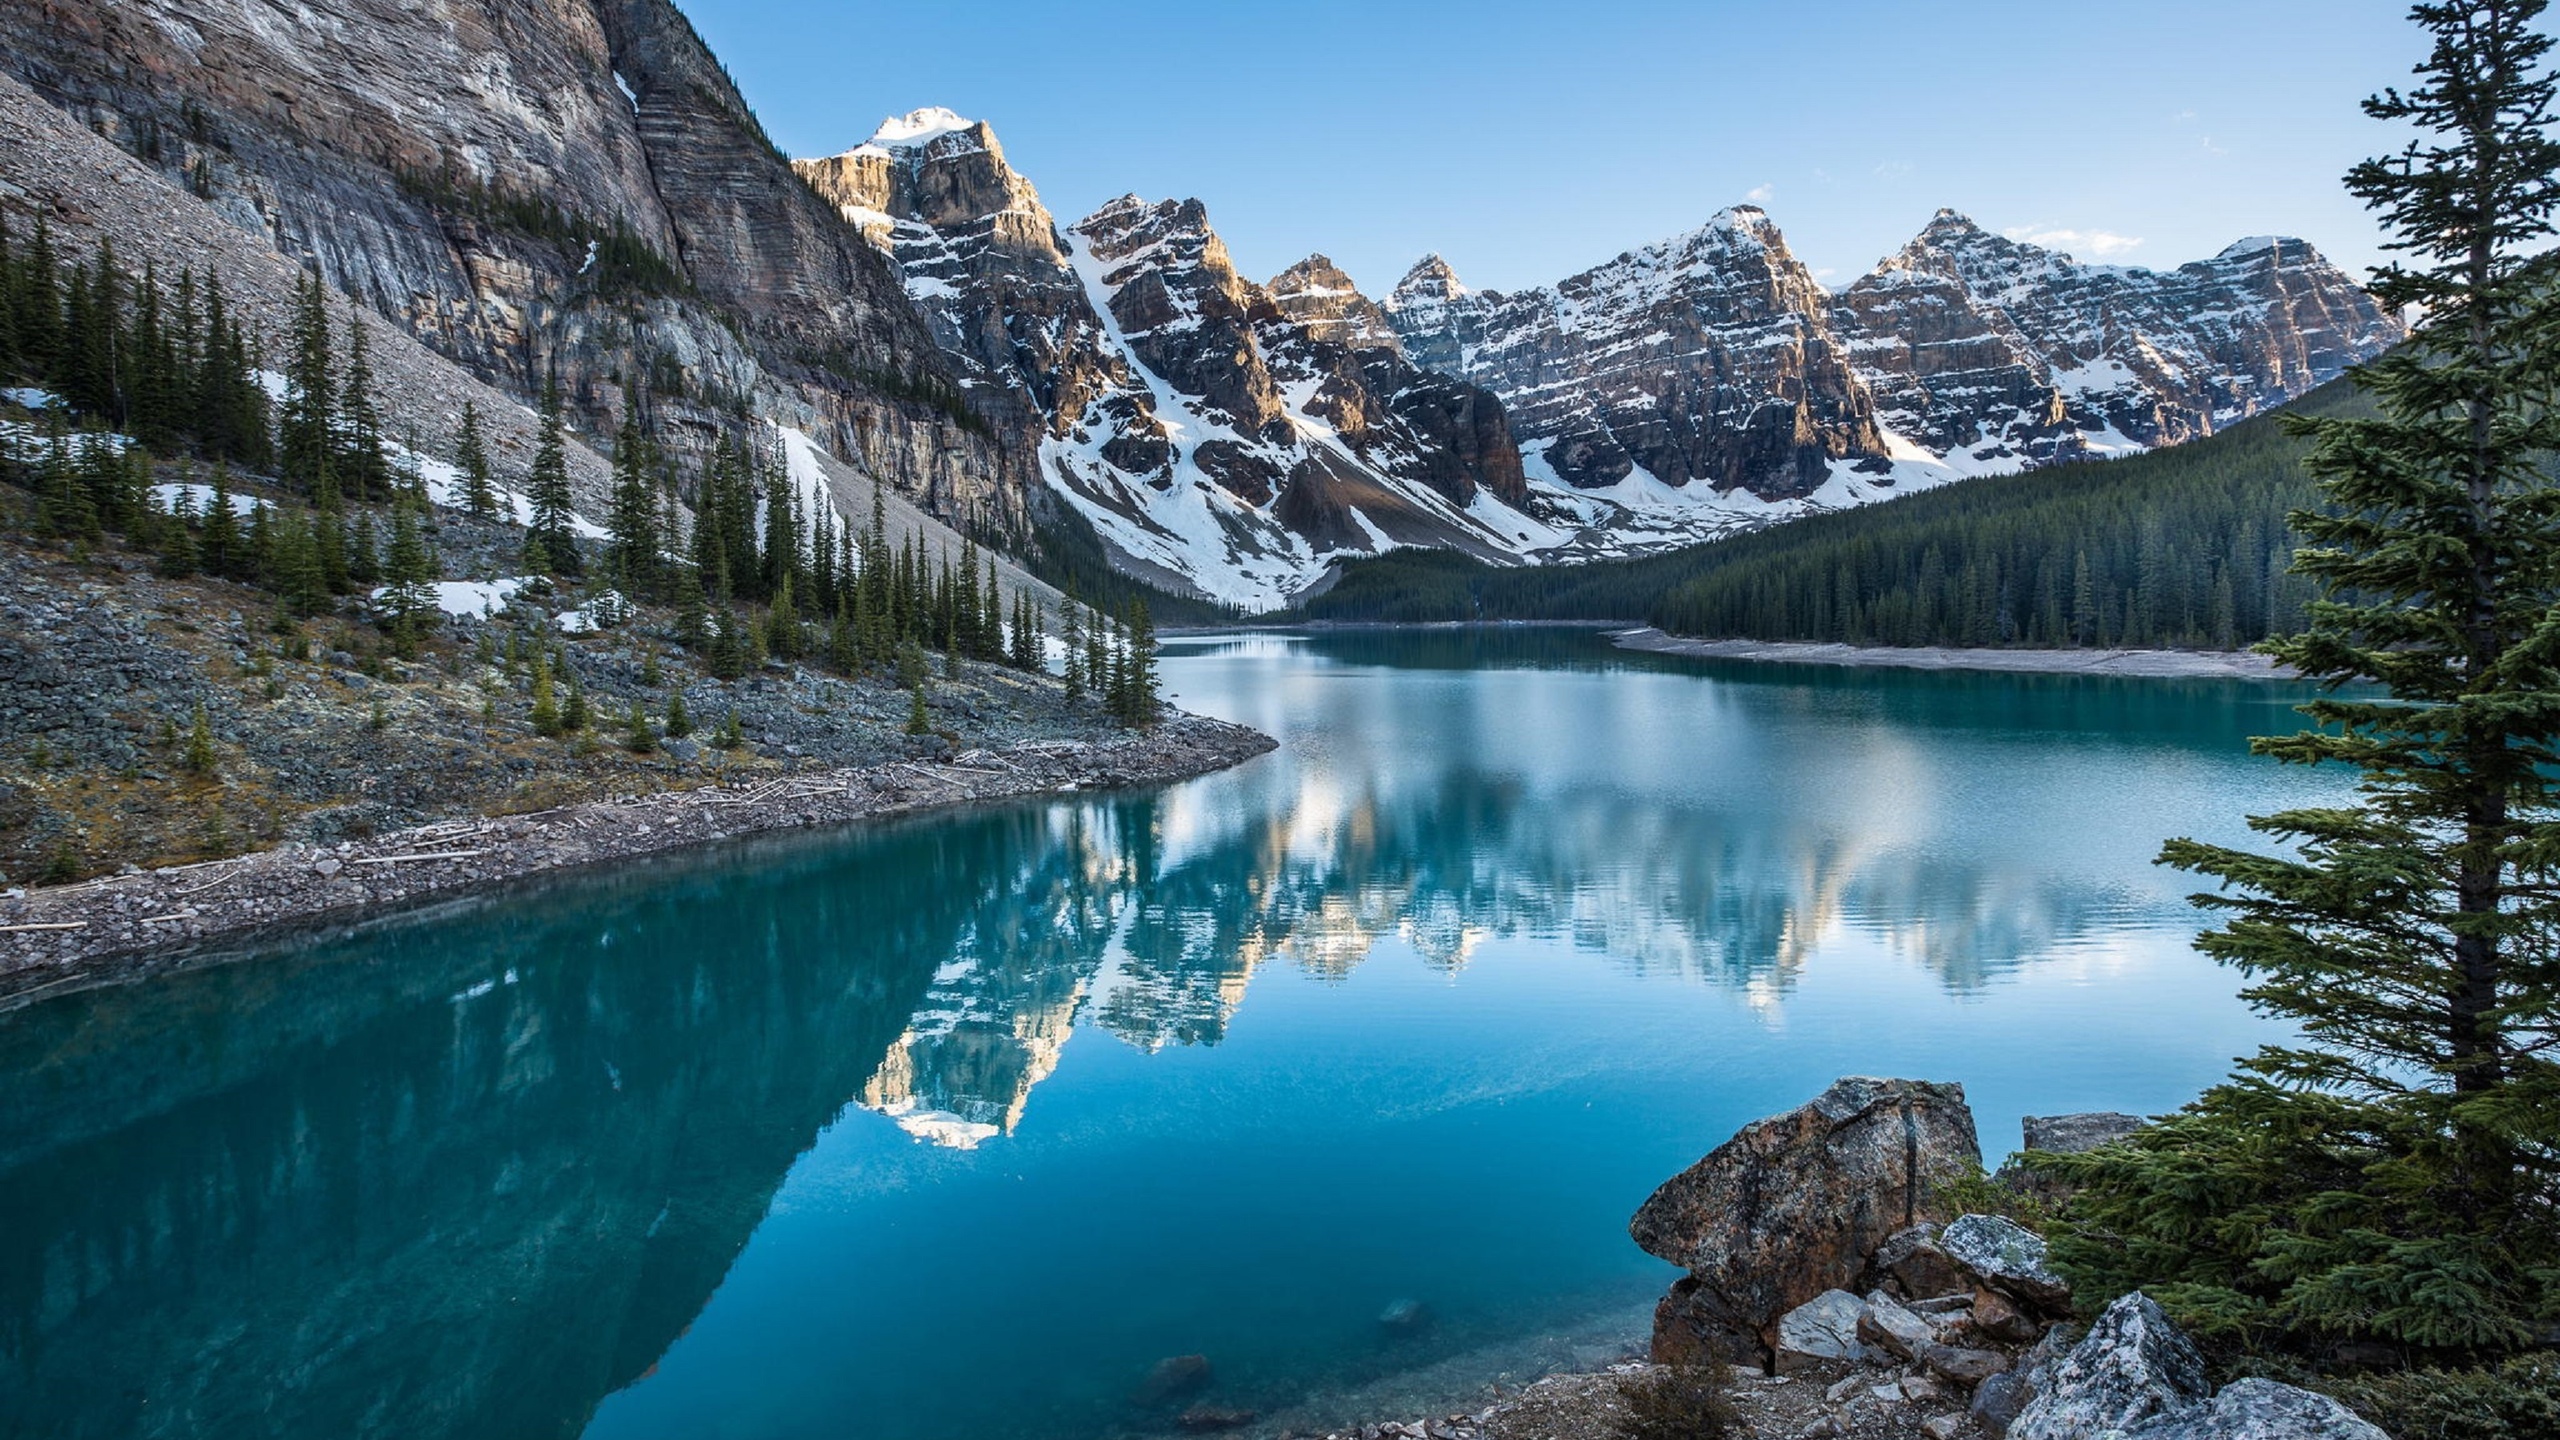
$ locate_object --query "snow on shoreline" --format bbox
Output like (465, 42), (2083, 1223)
(1608, 627), (2293, 680)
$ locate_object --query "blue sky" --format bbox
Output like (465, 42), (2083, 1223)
(682, 0), (2423, 297)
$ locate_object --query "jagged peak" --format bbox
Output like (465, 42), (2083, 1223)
(1393, 254), (1469, 301)
(2215, 234), (2315, 262)
(1269, 254), (1360, 296)
(866, 106), (979, 149)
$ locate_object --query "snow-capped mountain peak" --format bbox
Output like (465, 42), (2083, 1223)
(864, 106), (980, 149)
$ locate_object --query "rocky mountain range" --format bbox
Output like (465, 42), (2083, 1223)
(0, 0), (2402, 611)
(807, 107), (2399, 607)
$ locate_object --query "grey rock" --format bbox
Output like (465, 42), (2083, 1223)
(1916, 1340), (2011, 1387)
(2023, 1112), (2146, 1155)
(2009, 1293), (2209, 1440)
(2136, 1378), (2390, 1440)
(1942, 1214), (2071, 1311)
(1775, 1289), (1868, 1372)
(311, 858), (343, 878)
(1858, 1290), (1937, 1361)
(1971, 1371), (2033, 1438)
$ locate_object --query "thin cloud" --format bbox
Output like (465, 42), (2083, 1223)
(1745, 182), (1776, 204)
(2003, 225), (2146, 258)
(1872, 161), (1912, 179)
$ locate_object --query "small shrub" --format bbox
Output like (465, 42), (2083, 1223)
(2324, 1354), (2560, 1440)
(1617, 1365), (1737, 1440)
(1933, 1168), (2057, 1234)
(38, 848), (82, 886)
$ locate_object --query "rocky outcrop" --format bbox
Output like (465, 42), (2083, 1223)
(2023, 1110), (2146, 1154)
(1632, 1076), (1982, 1364)
(2011, 1294), (2387, 1440)
(1384, 209), (1889, 498)
(0, 0), (1029, 535)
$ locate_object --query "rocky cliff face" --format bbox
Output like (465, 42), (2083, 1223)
(1830, 210), (2402, 469)
(0, 0), (1032, 534)
(800, 116), (1546, 610)
(1386, 208), (2401, 547)
(1385, 208), (1890, 502)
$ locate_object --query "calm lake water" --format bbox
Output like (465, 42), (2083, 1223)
(0, 629), (2349, 1440)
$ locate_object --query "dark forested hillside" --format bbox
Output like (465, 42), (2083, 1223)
(1287, 377), (2371, 649)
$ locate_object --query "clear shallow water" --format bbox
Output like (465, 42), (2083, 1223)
(0, 628), (2349, 1440)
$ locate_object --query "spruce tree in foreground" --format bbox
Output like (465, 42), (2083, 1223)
(2054, 0), (2560, 1360)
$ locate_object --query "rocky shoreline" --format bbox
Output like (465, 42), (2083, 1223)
(0, 714), (1274, 1005)
(1296, 1080), (2387, 1440)
(1610, 629), (2295, 680)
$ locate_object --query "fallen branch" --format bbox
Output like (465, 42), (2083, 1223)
(0, 921), (87, 933)
(352, 850), (492, 866)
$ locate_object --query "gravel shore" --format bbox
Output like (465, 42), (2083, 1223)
(1611, 628), (2295, 680)
(0, 715), (1274, 1005)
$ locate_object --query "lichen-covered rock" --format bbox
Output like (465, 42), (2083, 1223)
(1942, 1213), (2071, 1311)
(1774, 1289), (1869, 1373)
(2137, 1378), (2390, 1440)
(2009, 1293), (2209, 1440)
(1633, 1077), (1982, 1362)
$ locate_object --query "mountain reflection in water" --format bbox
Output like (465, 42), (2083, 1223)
(0, 628), (2339, 1440)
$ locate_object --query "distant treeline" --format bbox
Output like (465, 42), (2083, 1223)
(1290, 377), (2371, 650)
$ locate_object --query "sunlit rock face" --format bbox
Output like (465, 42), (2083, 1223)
(1383, 208), (2400, 553)
(0, 0), (1037, 533)
(798, 114), (1547, 612)
(1830, 211), (2403, 467)
(1385, 208), (1889, 499)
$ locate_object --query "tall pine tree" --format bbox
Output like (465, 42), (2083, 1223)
(2055, 0), (2560, 1361)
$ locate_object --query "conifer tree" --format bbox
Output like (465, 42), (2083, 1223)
(906, 682), (932, 736)
(202, 465), (240, 578)
(281, 270), (337, 504)
(764, 574), (803, 663)
(674, 561), (711, 652)
(1061, 591), (1086, 703)
(665, 690), (692, 739)
(338, 320), (391, 502)
(15, 218), (61, 378)
(1125, 600), (1161, 725)
(183, 704), (216, 776)
(623, 701), (656, 754)
(380, 499), (438, 648)
(2055, 0), (2560, 1359)
(456, 399), (497, 520)
(158, 486), (198, 578)
(607, 403), (659, 597)
(528, 651), (560, 736)
(524, 377), (579, 575)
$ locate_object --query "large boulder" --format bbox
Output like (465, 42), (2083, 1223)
(1943, 1213), (2072, 1312)
(2009, 1293), (2209, 1440)
(2023, 1112), (2146, 1154)
(2139, 1379), (2391, 1440)
(1633, 1077), (1982, 1361)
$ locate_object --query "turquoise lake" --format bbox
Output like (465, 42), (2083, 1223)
(0, 628), (2351, 1440)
